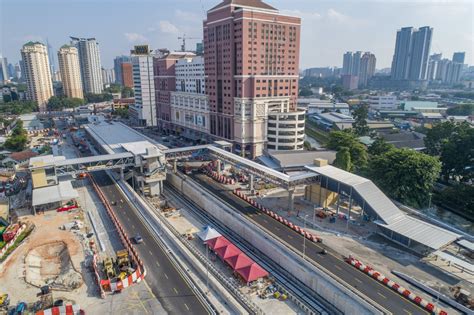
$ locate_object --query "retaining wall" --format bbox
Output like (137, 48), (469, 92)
(168, 173), (383, 315)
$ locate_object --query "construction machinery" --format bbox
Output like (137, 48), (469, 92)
(116, 250), (130, 271)
(451, 286), (474, 309)
(103, 257), (116, 279)
(0, 293), (9, 310)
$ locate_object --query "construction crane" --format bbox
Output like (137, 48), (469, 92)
(178, 34), (200, 52)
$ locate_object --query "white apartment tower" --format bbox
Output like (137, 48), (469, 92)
(70, 37), (103, 94)
(21, 42), (54, 112)
(58, 45), (84, 99)
(130, 45), (156, 127)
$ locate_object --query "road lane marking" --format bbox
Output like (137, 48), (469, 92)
(288, 235), (293, 239)
(377, 292), (387, 299)
(403, 309), (412, 315)
(335, 265), (342, 271)
(155, 261), (160, 267)
(132, 224), (135, 229)
(355, 277), (362, 283)
(275, 226), (280, 231)
(149, 250), (153, 256)
(164, 273), (169, 279)
(127, 217), (130, 222)
(173, 287), (178, 294)
(184, 303), (190, 311)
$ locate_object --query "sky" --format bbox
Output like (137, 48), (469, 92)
(1, 0), (473, 70)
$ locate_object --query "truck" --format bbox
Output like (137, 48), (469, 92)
(103, 257), (115, 279)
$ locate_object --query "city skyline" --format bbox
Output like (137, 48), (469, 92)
(1, 0), (472, 69)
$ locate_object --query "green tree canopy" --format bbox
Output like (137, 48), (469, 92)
(121, 87), (134, 98)
(334, 146), (352, 171)
(299, 87), (313, 97)
(439, 124), (474, 182)
(446, 104), (474, 116)
(327, 131), (368, 170)
(0, 100), (38, 115)
(368, 137), (395, 156)
(104, 84), (122, 94)
(114, 107), (129, 119)
(367, 148), (441, 208)
(85, 93), (113, 103)
(352, 104), (369, 136)
(424, 121), (457, 155)
(47, 96), (85, 111)
(4, 121), (28, 152)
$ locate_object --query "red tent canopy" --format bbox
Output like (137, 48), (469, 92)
(236, 263), (269, 283)
(225, 253), (253, 270)
(205, 236), (230, 251)
(215, 244), (241, 260)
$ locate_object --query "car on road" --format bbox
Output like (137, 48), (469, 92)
(132, 234), (143, 244)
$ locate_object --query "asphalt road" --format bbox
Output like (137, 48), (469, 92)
(92, 171), (210, 315)
(191, 173), (428, 315)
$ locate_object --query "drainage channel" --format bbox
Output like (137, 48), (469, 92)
(165, 183), (339, 315)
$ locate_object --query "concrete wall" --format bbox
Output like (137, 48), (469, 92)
(168, 172), (383, 315)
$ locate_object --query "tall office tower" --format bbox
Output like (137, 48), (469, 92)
(121, 62), (133, 88)
(359, 52), (376, 87)
(351, 51), (362, 76)
(196, 42), (204, 55)
(204, 0), (302, 157)
(70, 37), (103, 94)
(46, 39), (56, 76)
(452, 52), (465, 64)
(113, 55), (132, 85)
(342, 52), (353, 75)
(391, 26), (433, 81)
(427, 53), (442, 81)
(101, 68), (115, 85)
(7, 63), (15, 79)
(21, 42), (54, 111)
(129, 45), (157, 127)
(0, 56), (8, 83)
(58, 45), (84, 99)
(15, 62), (22, 80)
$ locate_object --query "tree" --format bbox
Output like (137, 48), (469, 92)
(367, 148), (441, 208)
(85, 93), (113, 103)
(121, 87), (134, 98)
(299, 87), (313, 97)
(327, 131), (368, 170)
(334, 147), (352, 171)
(446, 104), (474, 116)
(104, 84), (122, 94)
(368, 137), (394, 156)
(439, 124), (474, 182)
(352, 104), (369, 136)
(0, 100), (38, 115)
(47, 96), (85, 111)
(424, 121), (457, 155)
(114, 107), (129, 119)
(4, 121), (28, 151)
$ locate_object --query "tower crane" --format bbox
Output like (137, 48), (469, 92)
(178, 34), (200, 52)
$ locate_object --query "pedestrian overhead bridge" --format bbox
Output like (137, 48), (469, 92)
(306, 165), (460, 251)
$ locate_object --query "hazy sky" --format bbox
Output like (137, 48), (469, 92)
(1, 0), (473, 70)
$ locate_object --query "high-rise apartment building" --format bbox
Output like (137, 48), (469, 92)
(129, 45), (157, 127)
(391, 26), (433, 81)
(0, 56), (8, 83)
(70, 37), (103, 94)
(427, 53), (442, 81)
(21, 42), (54, 111)
(341, 51), (375, 87)
(113, 55), (132, 85)
(101, 68), (116, 85)
(121, 62), (133, 88)
(342, 52), (353, 75)
(359, 52), (376, 87)
(58, 45), (83, 99)
(203, 0), (302, 157)
(452, 52), (465, 64)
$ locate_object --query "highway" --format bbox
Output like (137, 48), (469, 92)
(190, 172), (428, 315)
(92, 171), (210, 315)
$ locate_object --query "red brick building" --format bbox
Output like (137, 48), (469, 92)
(204, 0), (301, 157)
(121, 62), (133, 88)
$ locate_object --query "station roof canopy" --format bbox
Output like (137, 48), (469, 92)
(375, 216), (461, 250)
(236, 263), (269, 283)
(215, 244), (241, 260)
(197, 226), (221, 242)
(225, 253), (253, 270)
(205, 236), (231, 251)
(32, 181), (79, 207)
(457, 239), (474, 252)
